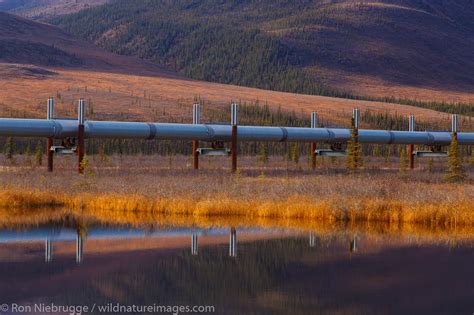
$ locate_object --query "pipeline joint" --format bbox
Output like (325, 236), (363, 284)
(147, 123), (157, 140)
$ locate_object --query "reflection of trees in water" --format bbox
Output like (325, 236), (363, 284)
(52, 237), (316, 312)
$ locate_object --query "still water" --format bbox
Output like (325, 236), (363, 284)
(0, 224), (472, 315)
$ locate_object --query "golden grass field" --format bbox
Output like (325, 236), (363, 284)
(0, 155), (472, 230)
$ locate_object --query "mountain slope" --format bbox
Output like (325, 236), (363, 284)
(0, 0), (109, 19)
(52, 0), (474, 101)
(0, 12), (174, 75)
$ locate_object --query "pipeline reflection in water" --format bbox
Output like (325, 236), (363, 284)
(191, 233), (198, 256)
(229, 228), (237, 258)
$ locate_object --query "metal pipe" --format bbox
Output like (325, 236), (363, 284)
(408, 114), (415, 169)
(47, 97), (55, 172)
(452, 114), (459, 133)
(353, 108), (360, 129)
(231, 104), (238, 173)
(311, 112), (318, 129)
(193, 103), (201, 125)
(78, 98), (85, 125)
(77, 99), (85, 174)
(192, 103), (200, 170)
(47, 97), (54, 120)
(409, 114), (415, 132)
(231, 103), (238, 126)
(310, 112), (318, 170)
(1, 119), (474, 146)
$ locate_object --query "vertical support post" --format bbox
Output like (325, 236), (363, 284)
(310, 112), (318, 170)
(408, 114), (415, 169)
(192, 103), (200, 170)
(76, 232), (83, 264)
(452, 114), (459, 146)
(47, 97), (54, 172)
(45, 239), (52, 263)
(352, 108), (359, 129)
(77, 99), (85, 174)
(229, 227), (237, 258)
(191, 233), (198, 255)
(451, 114), (458, 135)
(231, 103), (238, 173)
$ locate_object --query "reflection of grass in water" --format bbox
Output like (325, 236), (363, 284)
(1, 206), (474, 242)
(0, 188), (473, 228)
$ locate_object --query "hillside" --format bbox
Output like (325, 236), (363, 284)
(52, 0), (474, 103)
(0, 12), (173, 75)
(0, 6), (471, 130)
(0, 0), (109, 19)
(0, 67), (461, 131)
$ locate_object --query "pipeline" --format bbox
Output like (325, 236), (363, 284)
(0, 118), (473, 146)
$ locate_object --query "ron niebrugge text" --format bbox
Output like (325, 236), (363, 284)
(2, 303), (215, 314)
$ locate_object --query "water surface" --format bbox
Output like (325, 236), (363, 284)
(0, 224), (472, 315)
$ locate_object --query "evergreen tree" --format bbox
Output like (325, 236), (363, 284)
(4, 137), (14, 160)
(80, 154), (91, 175)
(427, 158), (434, 173)
(25, 145), (32, 166)
(399, 147), (408, 176)
(346, 118), (361, 172)
(34, 141), (43, 166)
(290, 143), (299, 165)
(445, 133), (467, 182)
(373, 145), (379, 158)
(259, 143), (269, 165)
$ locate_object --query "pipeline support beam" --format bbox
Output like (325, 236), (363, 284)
(46, 97), (54, 172)
(231, 103), (238, 173)
(310, 112), (318, 170)
(192, 103), (200, 170)
(77, 99), (85, 174)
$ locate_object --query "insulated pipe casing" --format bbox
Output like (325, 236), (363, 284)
(1, 119), (474, 145)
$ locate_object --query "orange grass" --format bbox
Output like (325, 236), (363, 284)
(0, 189), (472, 228)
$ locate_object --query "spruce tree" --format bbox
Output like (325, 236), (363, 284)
(291, 143), (299, 165)
(25, 145), (32, 166)
(34, 141), (43, 166)
(80, 154), (90, 175)
(427, 158), (434, 173)
(346, 118), (361, 172)
(445, 133), (466, 182)
(399, 147), (408, 175)
(259, 143), (269, 165)
(4, 137), (14, 160)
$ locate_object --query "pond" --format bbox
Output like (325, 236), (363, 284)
(0, 223), (472, 315)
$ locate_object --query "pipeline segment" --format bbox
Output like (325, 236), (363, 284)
(1, 118), (474, 146)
